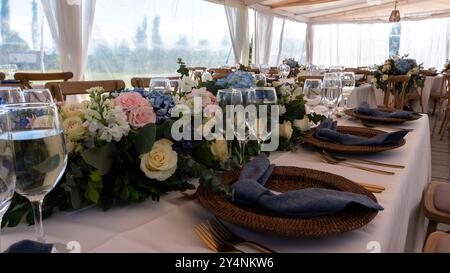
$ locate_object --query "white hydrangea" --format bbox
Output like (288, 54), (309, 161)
(179, 76), (198, 93)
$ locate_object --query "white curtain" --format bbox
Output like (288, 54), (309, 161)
(254, 10), (273, 65)
(225, 4), (249, 65)
(268, 17), (285, 66)
(278, 19), (307, 64)
(399, 18), (450, 69)
(313, 23), (390, 67)
(42, 0), (96, 80)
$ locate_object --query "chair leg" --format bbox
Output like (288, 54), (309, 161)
(438, 110), (447, 134)
(426, 221), (438, 237)
(432, 100), (437, 115)
(440, 112), (449, 141)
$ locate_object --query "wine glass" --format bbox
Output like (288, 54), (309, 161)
(201, 71), (213, 82)
(259, 64), (270, 76)
(322, 73), (342, 118)
(0, 64), (18, 79)
(150, 78), (172, 94)
(340, 72), (356, 110)
(0, 87), (24, 105)
(22, 89), (54, 103)
(4, 103), (68, 243)
(278, 64), (291, 79)
(251, 87), (278, 105)
(0, 109), (16, 251)
(254, 74), (267, 86)
(303, 79), (323, 108)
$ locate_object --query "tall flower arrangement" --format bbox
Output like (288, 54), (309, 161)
(372, 54), (424, 94)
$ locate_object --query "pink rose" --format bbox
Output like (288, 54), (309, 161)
(115, 93), (150, 112)
(206, 91), (217, 106)
(129, 106), (156, 128)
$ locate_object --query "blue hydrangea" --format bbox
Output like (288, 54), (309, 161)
(142, 91), (175, 125)
(216, 71), (255, 89)
(395, 59), (412, 74)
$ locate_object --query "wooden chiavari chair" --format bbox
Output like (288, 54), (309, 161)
(430, 73), (449, 116)
(46, 80), (126, 102)
(383, 75), (411, 110)
(438, 74), (450, 140)
(405, 70), (435, 113)
(14, 72), (73, 89)
(423, 181), (450, 236)
(423, 232), (450, 253)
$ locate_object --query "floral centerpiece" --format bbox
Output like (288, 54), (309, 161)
(372, 54), (424, 95)
(3, 59), (324, 228)
(443, 60), (450, 73)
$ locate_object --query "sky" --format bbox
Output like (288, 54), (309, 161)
(8, 0), (231, 50)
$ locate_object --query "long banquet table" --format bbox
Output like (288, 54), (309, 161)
(1, 116), (432, 253)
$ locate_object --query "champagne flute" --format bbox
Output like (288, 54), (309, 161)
(0, 109), (16, 251)
(340, 72), (356, 110)
(4, 103), (67, 243)
(323, 73), (342, 118)
(0, 87), (24, 105)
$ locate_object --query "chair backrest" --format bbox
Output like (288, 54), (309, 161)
(297, 75), (324, 87)
(14, 72), (74, 88)
(419, 70), (438, 77)
(384, 75), (411, 109)
(208, 68), (231, 75)
(130, 77), (180, 88)
(188, 67), (207, 72)
(46, 80), (126, 101)
(0, 72), (5, 80)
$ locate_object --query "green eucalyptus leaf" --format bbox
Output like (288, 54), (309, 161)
(81, 144), (114, 175)
(135, 123), (156, 155)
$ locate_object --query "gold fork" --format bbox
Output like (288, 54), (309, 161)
(194, 223), (244, 253)
(207, 219), (277, 253)
(315, 152), (395, 176)
(323, 150), (405, 169)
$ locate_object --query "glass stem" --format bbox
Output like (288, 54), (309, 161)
(31, 200), (45, 243)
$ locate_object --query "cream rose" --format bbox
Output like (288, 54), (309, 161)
(210, 140), (230, 162)
(62, 102), (86, 119)
(140, 139), (178, 181)
(382, 74), (389, 81)
(294, 117), (311, 133)
(279, 121), (293, 140)
(63, 116), (86, 141)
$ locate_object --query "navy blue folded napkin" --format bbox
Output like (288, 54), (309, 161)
(231, 154), (384, 218)
(314, 119), (409, 146)
(4, 240), (54, 253)
(356, 102), (415, 119)
(0, 80), (21, 84)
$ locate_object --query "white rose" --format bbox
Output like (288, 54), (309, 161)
(279, 121), (293, 140)
(382, 74), (389, 81)
(210, 140), (230, 162)
(140, 139), (178, 182)
(62, 102), (86, 119)
(294, 118), (311, 133)
(63, 116), (86, 141)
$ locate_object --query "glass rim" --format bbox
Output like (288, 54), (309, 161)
(0, 102), (57, 110)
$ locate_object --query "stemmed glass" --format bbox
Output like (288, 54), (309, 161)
(322, 73), (342, 118)
(150, 78), (172, 94)
(0, 64), (18, 79)
(3, 103), (67, 243)
(0, 109), (16, 251)
(278, 64), (291, 79)
(247, 87), (277, 154)
(340, 72), (356, 110)
(0, 87), (24, 105)
(260, 64), (270, 76)
(303, 79), (323, 108)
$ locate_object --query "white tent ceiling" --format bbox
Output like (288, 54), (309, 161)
(244, 0), (450, 23)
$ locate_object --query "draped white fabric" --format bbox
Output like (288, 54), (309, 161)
(313, 23), (391, 67)
(268, 17), (285, 66)
(399, 18), (450, 69)
(41, 0), (96, 80)
(254, 10), (274, 65)
(278, 20), (307, 64)
(225, 5), (249, 65)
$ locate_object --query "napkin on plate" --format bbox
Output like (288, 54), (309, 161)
(231, 154), (384, 218)
(4, 240), (54, 253)
(314, 119), (410, 146)
(356, 102), (415, 119)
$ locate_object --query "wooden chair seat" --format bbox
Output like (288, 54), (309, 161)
(424, 232), (450, 253)
(424, 181), (450, 236)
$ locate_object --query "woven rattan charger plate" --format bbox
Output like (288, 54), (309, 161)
(196, 167), (380, 237)
(344, 108), (421, 124)
(301, 126), (406, 154)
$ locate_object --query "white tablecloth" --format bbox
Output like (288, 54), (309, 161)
(1, 117), (432, 253)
